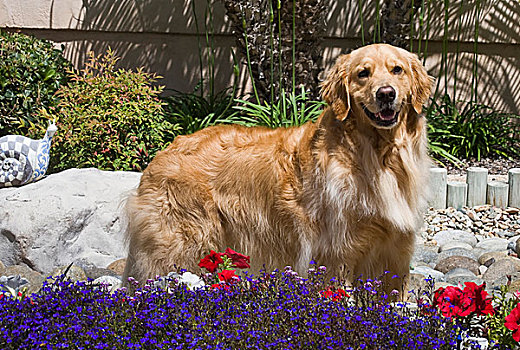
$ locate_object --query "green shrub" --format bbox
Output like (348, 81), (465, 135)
(427, 94), (520, 162)
(32, 49), (179, 172)
(0, 30), (71, 136)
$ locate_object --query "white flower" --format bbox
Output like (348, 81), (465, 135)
(178, 272), (205, 290)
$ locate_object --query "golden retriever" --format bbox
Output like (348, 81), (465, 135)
(123, 43), (434, 293)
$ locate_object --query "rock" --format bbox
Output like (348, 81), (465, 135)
(435, 256), (480, 275)
(507, 278), (520, 292)
(1, 264), (45, 294)
(93, 276), (122, 293)
(484, 258), (496, 268)
(445, 268), (482, 286)
(475, 238), (509, 252)
(411, 244), (439, 267)
(489, 272), (520, 291)
(479, 265), (488, 275)
(516, 239), (520, 256)
(0, 260), (5, 275)
(439, 241), (474, 252)
(411, 265), (445, 282)
(407, 273), (431, 294)
(482, 259), (520, 283)
(478, 251), (508, 265)
(0, 275), (29, 294)
(437, 248), (478, 262)
(50, 264), (87, 282)
(107, 258), (126, 275)
(433, 230), (478, 247)
(84, 266), (120, 280)
(0, 168), (140, 274)
(499, 257), (520, 271)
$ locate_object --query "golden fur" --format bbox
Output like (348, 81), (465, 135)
(123, 44), (434, 292)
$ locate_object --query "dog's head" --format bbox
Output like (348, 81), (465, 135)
(321, 44), (434, 129)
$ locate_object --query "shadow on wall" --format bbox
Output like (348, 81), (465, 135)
(13, 0), (520, 113)
(63, 0), (245, 96)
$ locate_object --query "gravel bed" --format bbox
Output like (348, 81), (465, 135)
(439, 156), (520, 176)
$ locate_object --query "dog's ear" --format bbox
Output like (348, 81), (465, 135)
(409, 53), (435, 114)
(321, 54), (351, 121)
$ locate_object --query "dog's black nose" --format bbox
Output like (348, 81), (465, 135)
(376, 86), (396, 103)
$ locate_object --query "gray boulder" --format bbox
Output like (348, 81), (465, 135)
(433, 230), (478, 248)
(411, 265), (445, 282)
(435, 255), (480, 275)
(475, 238), (509, 252)
(0, 168), (140, 275)
(482, 258), (520, 283)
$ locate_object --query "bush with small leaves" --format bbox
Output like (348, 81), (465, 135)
(31, 49), (180, 172)
(0, 30), (71, 136)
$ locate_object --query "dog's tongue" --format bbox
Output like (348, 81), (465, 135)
(377, 108), (396, 120)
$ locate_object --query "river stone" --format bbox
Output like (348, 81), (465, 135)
(50, 265), (87, 282)
(482, 259), (520, 283)
(489, 272), (520, 291)
(439, 241), (474, 252)
(411, 265), (445, 282)
(85, 266), (120, 280)
(407, 273), (430, 295)
(475, 238), (510, 252)
(478, 251), (508, 265)
(445, 268), (482, 285)
(437, 248), (478, 262)
(433, 230), (478, 248)
(93, 276), (122, 293)
(435, 256), (480, 275)
(2, 264), (45, 294)
(107, 258), (126, 275)
(507, 278), (520, 292)
(411, 244), (439, 267)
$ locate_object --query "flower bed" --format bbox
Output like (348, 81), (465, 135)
(1, 249), (520, 349)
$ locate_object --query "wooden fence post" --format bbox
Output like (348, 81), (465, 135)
(466, 167), (488, 207)
(429, 168), (447, 209)
(487, 181), (509, 208)
(447, 182), (467, 210)
(508, 168), (520, 208)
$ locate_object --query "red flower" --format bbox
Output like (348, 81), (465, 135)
(211, 283), (230, 291)
(505, 303), (520, 342)
(218, 269), (237, 283)
(434, 282), (494, 318)
(224, 248), (250, 269)
(434, 285), (465, 318)
(198, 250), (224, 273)
(460, 282), (494, 316)
(320, 288), (348, 301)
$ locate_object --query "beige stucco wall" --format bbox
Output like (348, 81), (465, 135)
(1, 0), (519, 114)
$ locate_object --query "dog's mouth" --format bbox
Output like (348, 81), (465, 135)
(362, 105), (399, 127)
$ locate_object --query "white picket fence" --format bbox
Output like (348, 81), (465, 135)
(429, 168), (520, 209)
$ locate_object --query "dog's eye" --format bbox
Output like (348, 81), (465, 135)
(392, 66), (403, 75)
(358, 69), (370, 78)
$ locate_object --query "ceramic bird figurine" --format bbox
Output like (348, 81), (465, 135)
(0, 120), (57, 188)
